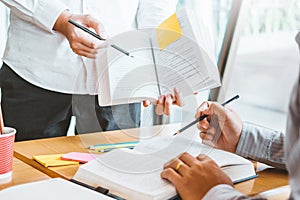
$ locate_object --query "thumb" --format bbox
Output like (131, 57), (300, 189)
(81, 15), (105, 38)
(195, 102), (226, 118)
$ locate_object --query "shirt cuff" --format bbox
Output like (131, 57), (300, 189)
(33, 0), (69, 33)
(235, 122), (272, 160)
(203, 184), (246, 200)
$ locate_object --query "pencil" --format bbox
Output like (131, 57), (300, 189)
(68, 20), (133, 58)
(173, 95), (239, 136)
(0, 104), (5, 134)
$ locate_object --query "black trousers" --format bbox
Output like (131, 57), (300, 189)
(0, 63), (140, 141)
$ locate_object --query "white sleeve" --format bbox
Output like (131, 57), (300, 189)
(136, 0), (178, 29)
(0, 0), (68, 33)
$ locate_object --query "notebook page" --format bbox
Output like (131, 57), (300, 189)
(100, 30), (159, 106)
(134, 126), (202, 159)
(151, 9), (220, 95)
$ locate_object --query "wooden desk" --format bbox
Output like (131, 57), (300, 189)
(13, 124), (289, 197)
(0, 158), (50, 190)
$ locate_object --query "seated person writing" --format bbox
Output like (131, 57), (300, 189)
(159, 32), (300, 200)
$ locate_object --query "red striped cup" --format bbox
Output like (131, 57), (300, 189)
(0, 127), (16, 184)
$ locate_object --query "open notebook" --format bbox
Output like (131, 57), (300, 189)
(94, 8), (220, 106)
(73, 128), (257, 200)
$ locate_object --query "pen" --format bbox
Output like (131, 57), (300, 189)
(99, 146), (135, 153)
(68, 19), (133, 58)
(173, 95), (239, 136)
(92, 144), (137, 151)
(88, 141), (139, 149)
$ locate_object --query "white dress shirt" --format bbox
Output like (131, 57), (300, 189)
(1, 0), (177, 94)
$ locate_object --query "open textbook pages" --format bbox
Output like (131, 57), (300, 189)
(73, 128), (257, 200)
(97, 8), (220, 106)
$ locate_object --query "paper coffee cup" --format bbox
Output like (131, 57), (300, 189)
(0, 127), (16, 184)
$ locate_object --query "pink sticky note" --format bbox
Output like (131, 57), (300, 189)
(61, 152), (100, 163)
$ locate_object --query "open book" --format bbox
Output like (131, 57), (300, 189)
(0, 178), (113, 200)
(73, 129), (257, 200)
(97, 8), (220, 106)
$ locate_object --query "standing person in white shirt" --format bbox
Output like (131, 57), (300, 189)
(0, 0), (178, 141)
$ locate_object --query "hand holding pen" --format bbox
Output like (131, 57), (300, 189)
(54, 11), (109, 58)
(174, 95), (239, 135)
(68, 19), (133, 58)
(196, 95), (243, 153)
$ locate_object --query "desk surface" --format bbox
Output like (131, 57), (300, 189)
(0, 158), (50, 190)
(13, 124), (289, 197)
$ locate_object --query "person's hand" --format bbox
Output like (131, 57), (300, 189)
(53, 10), (108, 58)
(161, 153), (233, 200)
(143, 87), (183, 116)
(196, 101), (242, 153)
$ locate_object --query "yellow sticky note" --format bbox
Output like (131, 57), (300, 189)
(156, 13), (182, 50)
(33, 154), (79, 167)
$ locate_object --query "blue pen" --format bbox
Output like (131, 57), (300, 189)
(99, 146), (135, 153)
(88, 141), (139, 149)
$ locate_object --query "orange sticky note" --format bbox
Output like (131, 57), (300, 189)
(156, 13), (183, 50)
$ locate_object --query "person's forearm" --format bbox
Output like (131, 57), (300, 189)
(53, 10), (72, 34)
(236, 122), (286, 170)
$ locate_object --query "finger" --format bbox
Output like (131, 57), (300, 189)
(178, 152), (196, 167)
(143, 100), (151, 107)
(75, 49), (98, 58)
(202, 135), (214, 146)
(71, 42), (99, 55)
(104, 38), (114, 46)
(201, 131), (214, 142)
(161, 168), (182, 187)
(197, 123), (208, 133)
(79, 33), (107, 49)
(207, 126), (217, 136)
(173, 87), (183, 106)
(196, 154), (208, 161)
(155, 95), (165, 115)
(202, 139), (214, 147)
(164, 94), (173, 115)
(198, 118), (210, 129)
(204, 102), (227, 119)
(164, 157), (178, 169)
(82, 15), (104, 36)
(199, 132), (207, 140)
(195, 101), (210, 118)
(99, 30), (108, 40)
(165, 158), (189, 176)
